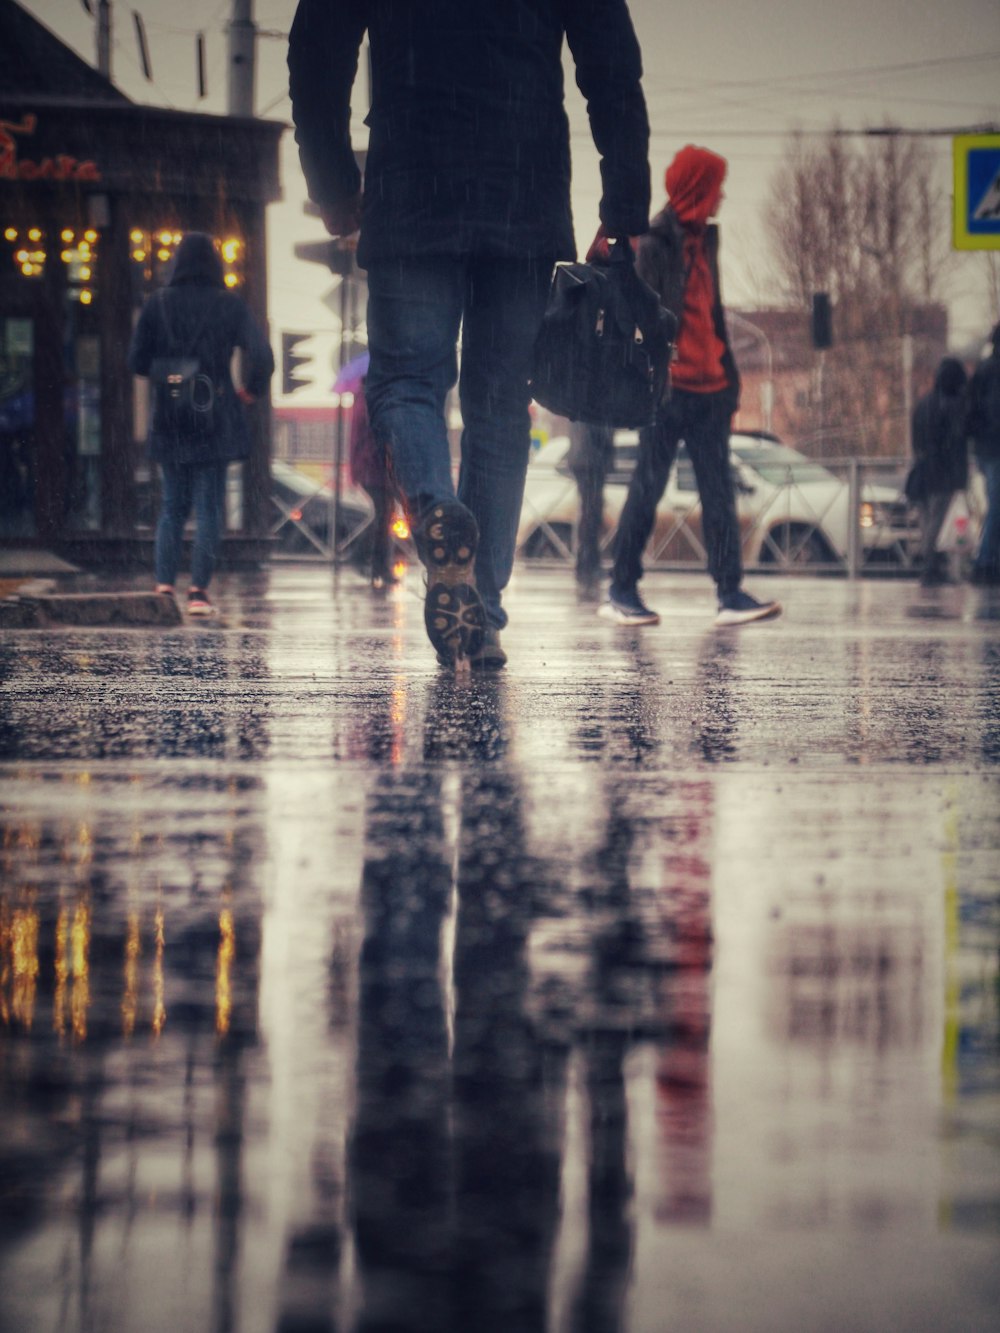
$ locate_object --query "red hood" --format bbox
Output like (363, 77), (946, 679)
(664, 145), (727, 226)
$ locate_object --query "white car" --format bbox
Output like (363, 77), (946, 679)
(516, 431), (919, 570)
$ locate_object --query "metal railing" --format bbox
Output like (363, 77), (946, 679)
(515, 454), (987, 580)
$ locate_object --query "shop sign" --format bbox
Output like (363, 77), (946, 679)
(0, 114), (101, 183)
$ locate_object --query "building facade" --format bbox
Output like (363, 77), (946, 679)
(0, 0), (282, 564)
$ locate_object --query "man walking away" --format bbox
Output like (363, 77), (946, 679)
(598, 145), (781, 629)
(910, 356), (968, 586)
(289, 0), (651, 670)
(967, 322), (1000, 586)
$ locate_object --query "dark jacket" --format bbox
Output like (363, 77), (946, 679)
(911, 357), (968, 495)
(635, 205), (739, 409)
(966, 342), (1000, 463)
(288, 0), (651, 267)
(129, 233), (274, 467)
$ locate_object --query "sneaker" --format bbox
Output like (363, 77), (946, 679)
(155, 583), (174, 596)
(420, 500), (486, 665)
(186, 588), (216, 617)
(715, 589), (782, 626)
(597, 585), (660, 626)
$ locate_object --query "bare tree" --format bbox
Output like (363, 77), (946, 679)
(764, 129), (951, 455)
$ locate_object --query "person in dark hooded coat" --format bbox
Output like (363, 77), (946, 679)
(288, 0), (651, 669)
(129, 232), (274, 615)
(598, 145), (781, 629)
(909, 356), (968, 585)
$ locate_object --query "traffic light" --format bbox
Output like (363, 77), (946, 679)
(281, 331), (312, 395)
(811, 292), (833, 349)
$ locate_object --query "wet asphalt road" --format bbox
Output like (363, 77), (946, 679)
(1, 565), (998, 1333)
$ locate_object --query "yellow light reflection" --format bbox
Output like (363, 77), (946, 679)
(12, 906), (39, 1031)
(71, 899), (91, 1042)
(221, 238), (240, 263)
(159, 230), (173, 245)
(391, 516), (410, 540)
(216, 907), (234, 1037)
(152, 906), (165, 1037)
(4, 227), (17, 241)
(132, 249), (147, 263)
(27, 227), (41, 242)
(84, 229), (97, 243)
(122, 911), (140, 1037)
(0, 902), (9, 1026)
(130, 228), (144, 244)
(61, 228), (74, 242)
(53, 907), (69, 1037)
(80, 290), (93, 305)
(157, 248), (171, 262)
(223, 273), (238, 288)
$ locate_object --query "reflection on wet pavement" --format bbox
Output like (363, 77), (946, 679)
(0, 569), (998, 1332)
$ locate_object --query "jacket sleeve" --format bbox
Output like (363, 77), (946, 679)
(234, 300), (276, 399)
(562, 0), (651, 238)
(288, 0), (367, 208)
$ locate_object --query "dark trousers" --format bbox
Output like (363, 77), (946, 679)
(611, 389), (742, 596)
(571, 465), (606, 582)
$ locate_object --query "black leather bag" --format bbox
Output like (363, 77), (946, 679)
(530, 242), (676, 429)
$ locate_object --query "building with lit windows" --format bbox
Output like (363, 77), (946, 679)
(0, 0), (282, 563)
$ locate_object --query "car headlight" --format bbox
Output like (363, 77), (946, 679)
(860, 499), (909, 530)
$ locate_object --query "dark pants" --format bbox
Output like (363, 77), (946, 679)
(611, 389), (742, 597)
(155, 461), (228, 589)
(571, 465), (607, 583)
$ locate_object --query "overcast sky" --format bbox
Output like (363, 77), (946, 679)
(20, 0), (1000, 395)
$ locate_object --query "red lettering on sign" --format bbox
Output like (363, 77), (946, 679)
(0, 113), (101, 183)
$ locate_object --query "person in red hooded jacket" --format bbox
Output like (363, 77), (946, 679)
(598, 146), (781, 627)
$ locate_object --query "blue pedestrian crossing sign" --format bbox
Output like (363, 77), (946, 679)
(954, 134), (1000, 250)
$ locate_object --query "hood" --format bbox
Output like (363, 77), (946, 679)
(934, 356), (967, 396)
(168, 232), (224, 287)
(664, 145), (727, 226)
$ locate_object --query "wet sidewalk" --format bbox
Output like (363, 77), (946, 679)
(1, 565), (998, 1333)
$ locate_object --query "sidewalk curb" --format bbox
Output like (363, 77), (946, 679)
(0, 590), (183, 629)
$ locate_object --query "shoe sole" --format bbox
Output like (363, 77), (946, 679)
(422, 502), (486, 663)
(187, 604), (216, 617)
(597, 602), (660, 626)
(714, 601), (782, 627)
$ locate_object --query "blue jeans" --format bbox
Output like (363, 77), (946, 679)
(611, 389), (743, 597)
(974, 455), (1000, 574)
(364, 256), (553, 629)
(155, 462), (228, 589)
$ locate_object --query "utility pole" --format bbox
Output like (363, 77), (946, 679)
(96, 0), (111, 79)
(227, 0), (256, 117)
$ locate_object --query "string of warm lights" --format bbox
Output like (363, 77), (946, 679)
(129, 228), (244, 293)
(0, 226), (244, 305)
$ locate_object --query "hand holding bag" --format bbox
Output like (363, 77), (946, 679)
(529, 241), (677, 429)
